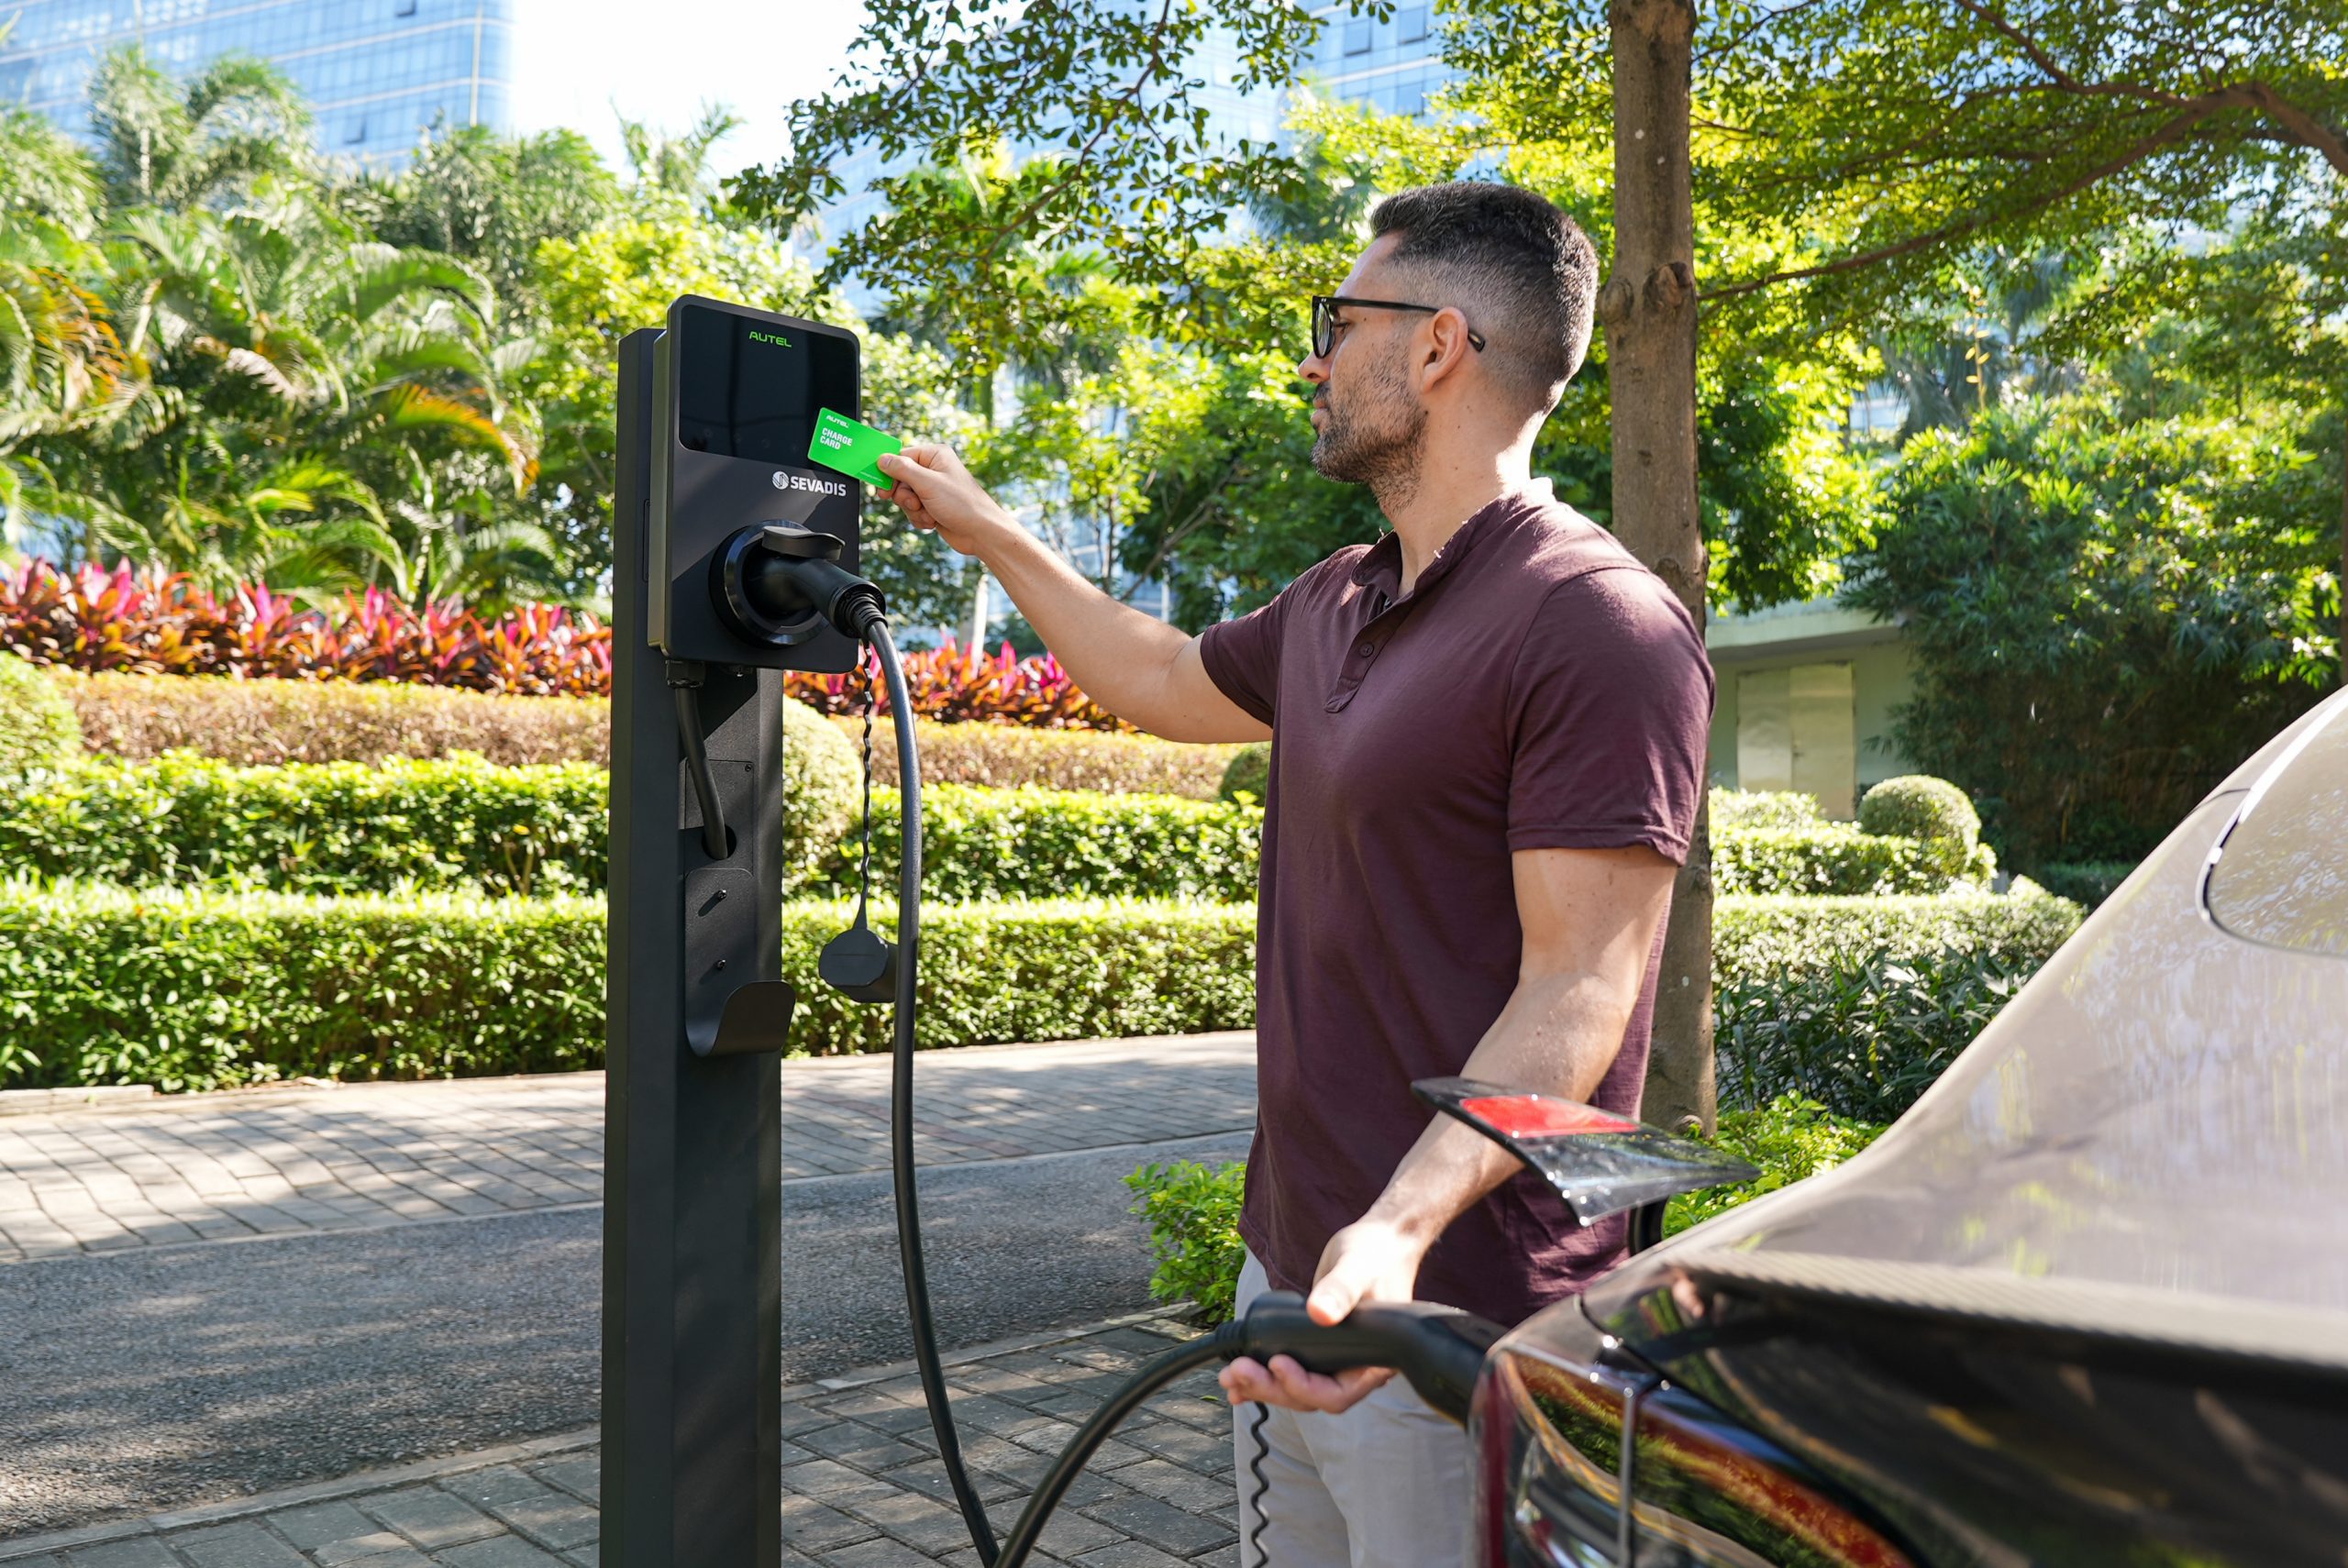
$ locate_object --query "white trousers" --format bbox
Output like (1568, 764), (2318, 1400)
(1231, 1251), (1472, 1568)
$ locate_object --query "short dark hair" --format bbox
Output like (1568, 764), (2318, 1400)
(1367, 182), (1599, 413)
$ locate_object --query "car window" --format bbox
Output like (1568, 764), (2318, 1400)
(2205, 702), (2348, 957)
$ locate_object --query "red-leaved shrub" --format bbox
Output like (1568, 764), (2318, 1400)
(785, 640), (1127, 732)
(2, 562), (1125, 727)
(1, 561), (612, 697)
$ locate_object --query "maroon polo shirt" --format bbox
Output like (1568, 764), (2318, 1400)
(1198, 482), (1712, 1329)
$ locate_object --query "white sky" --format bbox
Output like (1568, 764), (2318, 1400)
(506, 0), (872, 182)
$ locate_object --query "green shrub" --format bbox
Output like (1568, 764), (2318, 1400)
(0, 889), (1258, 1091)
(2033, 860), (2138, 909)
(1663, 1096), (1887, 1237)
(1858, 774), (1994, 882)
(789, 703), (863, 883)
(1712, 889), (2082, 1121)
(1708, 789), (1822, 832)
(61, 669), (612, 767)
(0, 652), (81, 773)
(1124, 1159), (1248, 1324)
(0, 754), (610, 895)
(859, 719), (1237, 799)
(1711, 824), (1950, 896)
(1218, 741), (1270, 803)
(0, 706), (855, 897)
(817, 785), (1260, 903)
(1129, 1097), (1891, 1321)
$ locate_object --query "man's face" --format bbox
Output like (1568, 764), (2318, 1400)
(1299, 238), (1428, 494)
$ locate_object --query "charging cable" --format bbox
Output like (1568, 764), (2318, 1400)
(991, 1292), (1501, 1568)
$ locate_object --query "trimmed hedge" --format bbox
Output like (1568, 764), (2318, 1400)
(0, 755), (611, 895)
(0, 764), (1253, 901)
(1713, 890), (2082, 1121)
(61, 668), (1235, 797)
(0, 651), (80, 773)
(820, 786), (1260, 903)
(0, 889), (1257, 1091)
(0, 889), (2079, 1099)
(858, 719), (1236, 799)
(1709, 789), (1822, 832)
(0, 725), (859, 896)
(1711, 824), (1955, 896)
(59, 668), (614, 767)
(2, 756), (2002, 902)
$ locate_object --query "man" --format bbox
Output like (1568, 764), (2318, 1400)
(875, 181), (1711, 1566)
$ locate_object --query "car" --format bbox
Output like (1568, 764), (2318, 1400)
(1468, 686), (2348, 1566)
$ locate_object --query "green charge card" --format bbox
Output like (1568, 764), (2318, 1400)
(808, 408), (902, 488)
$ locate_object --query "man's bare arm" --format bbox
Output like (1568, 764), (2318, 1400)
(1220, 843), (1678, 1413)
(876, 445), (1269, 744)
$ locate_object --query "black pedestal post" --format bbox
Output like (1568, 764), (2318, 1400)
(603, 327), (787, 1567)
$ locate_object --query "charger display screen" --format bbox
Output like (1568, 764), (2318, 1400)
(673, 303), (857, 465)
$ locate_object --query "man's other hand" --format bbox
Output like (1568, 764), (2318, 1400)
(1217, 1218), (1428, 1415)
(875, 444), (1015, 557)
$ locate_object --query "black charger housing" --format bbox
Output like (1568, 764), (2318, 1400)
(648, 293), (865, 670)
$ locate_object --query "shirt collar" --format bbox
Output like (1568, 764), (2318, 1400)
(1348, 479), (1555, 602)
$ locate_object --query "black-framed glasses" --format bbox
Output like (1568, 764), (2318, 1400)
(1310, 293), (1487, 359)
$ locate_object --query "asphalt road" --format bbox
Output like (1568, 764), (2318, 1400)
(0, 1130), (1250, 1541)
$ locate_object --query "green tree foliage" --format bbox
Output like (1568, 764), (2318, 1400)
(523, 194), (973, 620)
(738, 17), (1883, 612)
(1845, 390), (2336, 864)
(87, 47), (315, 214)
(337, 122), (620, 316)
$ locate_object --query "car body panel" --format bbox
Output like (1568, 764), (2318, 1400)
(1479, 687), (2348, 1565)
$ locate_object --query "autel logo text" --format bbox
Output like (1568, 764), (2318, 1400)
(747, 330), (792, 347)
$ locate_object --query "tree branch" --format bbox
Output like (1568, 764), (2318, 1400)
(1704, 85), (2259, 301)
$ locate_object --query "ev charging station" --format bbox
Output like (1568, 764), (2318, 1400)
(603, 295), (870, 1566)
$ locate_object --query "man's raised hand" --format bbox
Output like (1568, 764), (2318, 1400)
(875, 444), (1015, 558)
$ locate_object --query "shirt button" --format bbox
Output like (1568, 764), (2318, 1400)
(1356, 641), (1375, 657)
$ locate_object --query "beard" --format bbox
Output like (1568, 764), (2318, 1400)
(1310, 340), (1427, 506)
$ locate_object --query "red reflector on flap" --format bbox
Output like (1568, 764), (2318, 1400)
(1458, 1096), (1638, 1138)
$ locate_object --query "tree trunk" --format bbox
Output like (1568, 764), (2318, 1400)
(1603, 0), (1713, 1134)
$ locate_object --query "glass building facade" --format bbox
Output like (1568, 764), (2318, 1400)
(0, 0), (514, 166)
(1303, 0), (1451, 119)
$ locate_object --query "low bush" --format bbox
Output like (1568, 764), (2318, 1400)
(2032, 860), (2139, 909)
(0, 651), (80, 773)
(1124, 1159), (1248, 1324)
(1859, 774), (1995, 882)
(0, 702), (858, 895)
(0, 754), (610, 895)
(61, 668), (614, 767)
(0, 889), (2076, 1100)
(858, 719), (1235, 799)
(1218, 743), (1270, 804)
(1859, 774), (1979, 847)
(0, 889), (1258, 1091)
(1663, 1096), (1888, 1237)
(60, 668), (1234, 795)
(820, 786), (1259, 902)
(1125, 1096), (1891, 1323)
(0, 753), (2036, 906)
(1711, 824), (1952, 896)
(1713, 890), (2082, 1122)
(1708, 790), (1822, 832)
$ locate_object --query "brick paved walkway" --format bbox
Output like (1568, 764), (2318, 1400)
(0, 1034), (1256, 1264)
(0, 1313), (1240, 1568)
